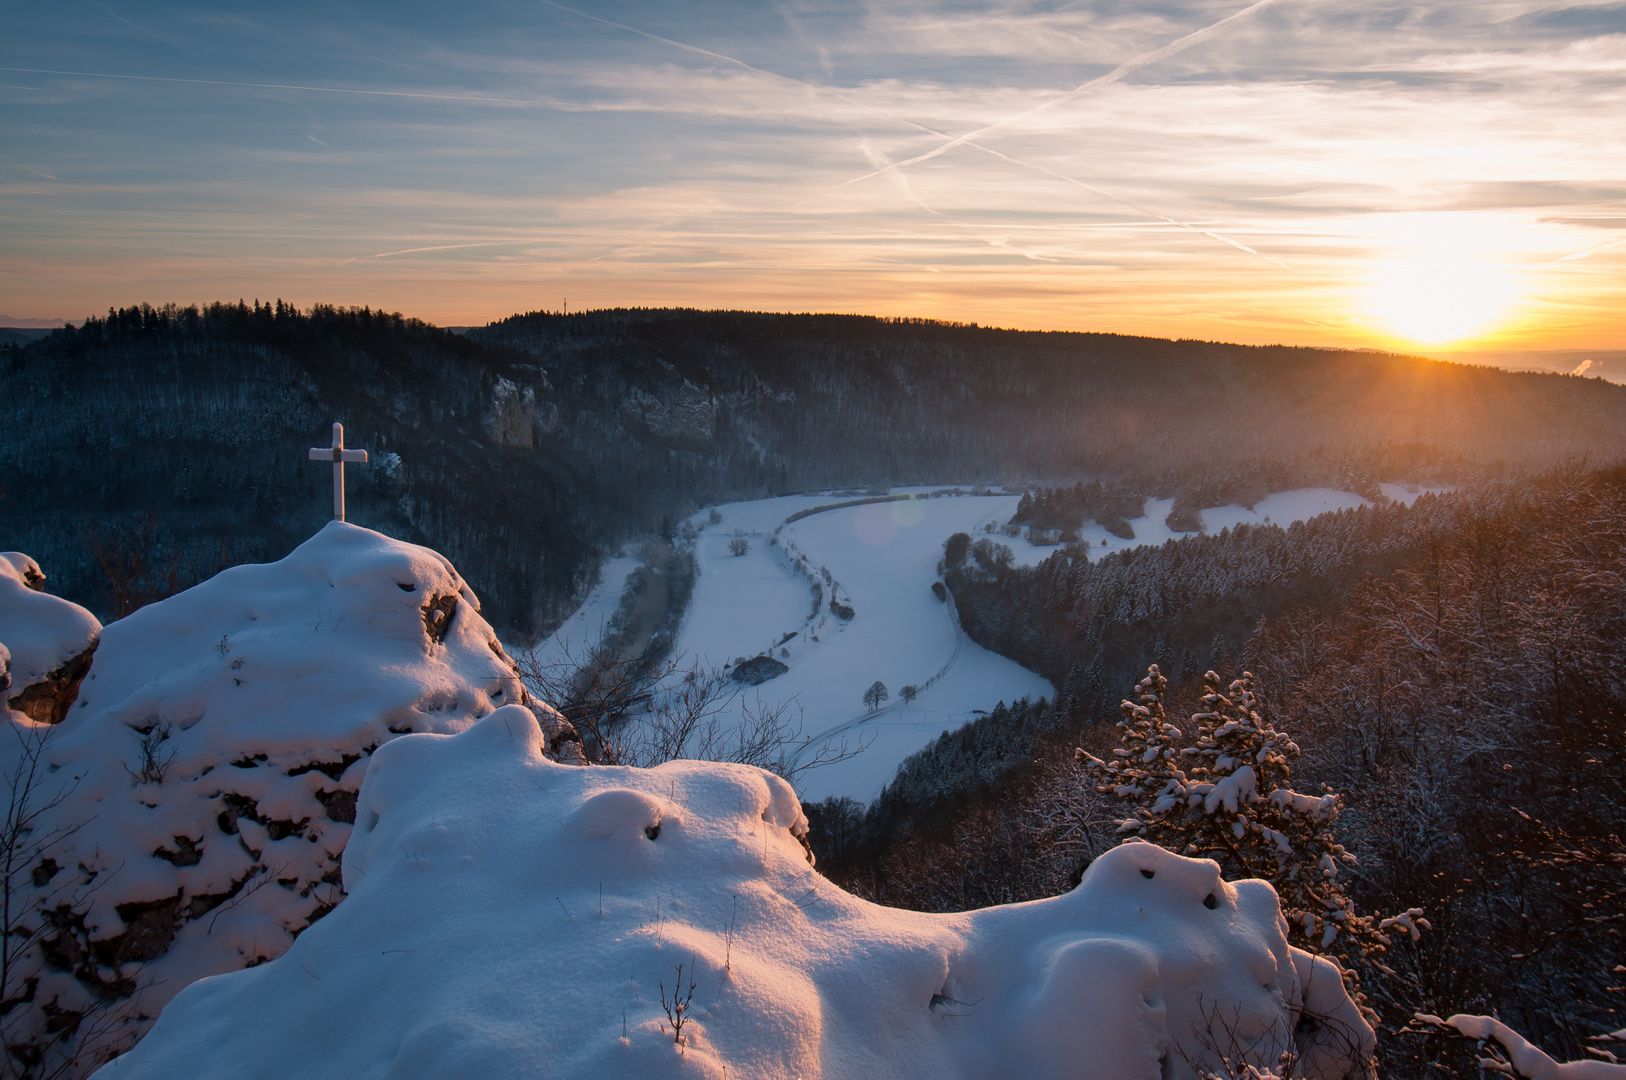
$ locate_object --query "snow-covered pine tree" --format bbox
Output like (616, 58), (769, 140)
(1076, 666), (1425, 1008)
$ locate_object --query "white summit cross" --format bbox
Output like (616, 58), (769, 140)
(308, 422), (368, 522)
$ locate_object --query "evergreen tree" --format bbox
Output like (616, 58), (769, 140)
(1076, 666), (1425, 1009)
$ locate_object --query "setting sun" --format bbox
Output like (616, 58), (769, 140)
(1364, 220), (1520, 345)
(1367, 255), (1515, 344)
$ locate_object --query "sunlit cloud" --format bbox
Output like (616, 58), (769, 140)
(0, 0), (1619, 350)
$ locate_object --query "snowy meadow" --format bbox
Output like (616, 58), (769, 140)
(539, 486), (1446, 803)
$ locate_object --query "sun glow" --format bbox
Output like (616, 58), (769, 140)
(1362, 218), (1521, 346)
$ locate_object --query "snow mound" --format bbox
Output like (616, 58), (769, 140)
(6, 523), (539, 1064)
(100, 705), (1373, 1080)
(0, 552), (101, 723)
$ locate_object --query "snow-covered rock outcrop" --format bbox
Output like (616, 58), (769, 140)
(1, 523), (555, 1068)
(99, 704), (1374, 1080)
(0, 552), (101, 723)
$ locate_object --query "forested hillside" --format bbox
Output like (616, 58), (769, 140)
(1, 303), (598, 636)
(812, 470), (1626, 1075)
(7, 302), (1626, 637)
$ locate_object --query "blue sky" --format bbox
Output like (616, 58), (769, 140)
(2, 1), (1623, 351)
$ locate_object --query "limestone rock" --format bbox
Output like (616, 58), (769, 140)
(0, 552), (101, 724)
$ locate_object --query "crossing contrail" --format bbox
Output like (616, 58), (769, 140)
(818, 0), (1285, 193)
(961, 141), (1287, 266)
(541, 0), (1285, 266)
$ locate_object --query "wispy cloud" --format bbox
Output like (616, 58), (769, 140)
(0, 65), (584, 108)
(0, 0), (1620, 349)
(815, 0), (1286, 193)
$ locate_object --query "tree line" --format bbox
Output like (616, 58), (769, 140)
(8, 302), (1626, 642)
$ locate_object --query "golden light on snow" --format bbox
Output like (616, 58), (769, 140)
(1363, 217), (1520, 346)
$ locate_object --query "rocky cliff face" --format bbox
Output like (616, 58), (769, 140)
(484, 376), (538, 448)
(0, 525), (579, 1075)
(619, 381), (717, 449)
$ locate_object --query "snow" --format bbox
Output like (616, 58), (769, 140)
(548, 485), (1455, 803)
(530, 484), (1466, 805)
(2, 522), (531, 1061)
(1023, 486), (1453, 563)
(670, 492), (1052, 802)
(1379, 482), (1456, 506)
(528, 547), (642, 671)
(98, 704), (1374, 1080)
(0, 551), (101, 695)
(1200, 489), (1373, 536)
(1416, 1015), (1626, 1079)
(680, 529), (815, 667)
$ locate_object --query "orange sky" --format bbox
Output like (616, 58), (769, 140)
(4, 1), (1623, 353)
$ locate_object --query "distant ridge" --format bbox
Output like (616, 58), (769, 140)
(6, 302), (1626, 637)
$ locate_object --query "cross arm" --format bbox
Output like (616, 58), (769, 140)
(309, 448), (369, 462)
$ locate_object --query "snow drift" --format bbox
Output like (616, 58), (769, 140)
(1, 523), (548, 1065)
(98, 703), (1374, 1080)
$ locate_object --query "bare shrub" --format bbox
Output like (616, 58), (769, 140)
(510, 641), (861, 786)
(2, 724), (145, 1078)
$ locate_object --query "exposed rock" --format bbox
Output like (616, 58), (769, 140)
(9, 643), (97, 725)
(0, 552), (101, 724)
(534, 705), (588, 765)
(483, 376), (537, 448)
(620, 381), (716, 449)
(421, 593), (458, 643)
(0, 523), (549, 1071)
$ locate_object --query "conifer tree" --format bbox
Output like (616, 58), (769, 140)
(1077, 666), (1425, 1008)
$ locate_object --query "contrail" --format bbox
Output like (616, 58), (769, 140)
(541, 0), (1283, 266)
(1546, 237), (1625, 266)
(537, 0), (795, 84)
(962, 141), (1288, 267)
(820, 0), (1284, 192)
(0, 66), (577, 108)
(344, 241), (537, 263)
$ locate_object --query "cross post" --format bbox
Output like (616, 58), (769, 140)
(308, 422), (368, 522)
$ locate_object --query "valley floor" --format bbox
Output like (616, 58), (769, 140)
(539, 484), (1447, 802)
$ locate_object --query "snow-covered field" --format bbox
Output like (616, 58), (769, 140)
(1016, 484), (1453, 564)
(673, 491), (1051, 803)
(535, 483), (1458, 803)
(526, 548), (641, 672)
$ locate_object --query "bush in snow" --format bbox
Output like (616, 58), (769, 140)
(1075, 666), (1424, 1014)
(727, 538), (750, 557)
(96, 705), (1376, 1080)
